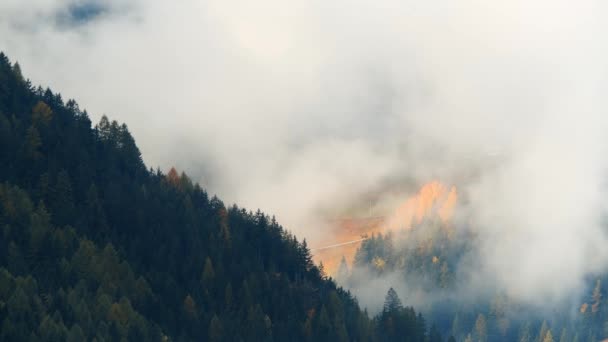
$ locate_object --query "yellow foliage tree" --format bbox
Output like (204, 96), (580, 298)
(32, 101), (53, 125)
(543, 330), (554, 342)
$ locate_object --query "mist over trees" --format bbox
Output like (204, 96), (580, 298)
(0, 53), (449, 341)
(3, 2), (608, 335)
(341, 214), (608, 342)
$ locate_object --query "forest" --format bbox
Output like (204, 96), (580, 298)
(3, 45), (607, 341)
(341, 215), (608, 342)
(0, 52), (446, 341)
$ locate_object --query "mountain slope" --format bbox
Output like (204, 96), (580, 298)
(0, 52), (432, 342)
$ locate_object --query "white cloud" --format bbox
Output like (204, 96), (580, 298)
(2, 0), (608, 305)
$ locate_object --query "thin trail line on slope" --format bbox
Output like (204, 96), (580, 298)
(311, 237), (369, 251)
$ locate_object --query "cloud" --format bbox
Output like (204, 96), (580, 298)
(2, 0), (608, 306)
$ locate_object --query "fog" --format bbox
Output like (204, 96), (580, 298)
(2, 0), (608, 307)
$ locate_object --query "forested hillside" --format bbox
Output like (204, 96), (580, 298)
(344, 217), (608, 342)
(0, 53), (442, 341)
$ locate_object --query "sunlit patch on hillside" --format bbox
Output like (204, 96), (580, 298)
(312, 181), (457, 275)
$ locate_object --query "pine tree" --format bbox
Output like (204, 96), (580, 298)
(202, 257), (215, 288)
(474, 314), (487, 342)
(224, 283), (233, 310)
(66, 324), (86, 342)
(451, 313), (462, 340)
(559, 328), (568, 342)
(208, 314), (223, 342)
(520, 322), (532, 342)
(314, 305), (332, 340)
(383, 288), (403, 313)
(0, 111), (12, 154)
(218, 207), (231, 247)
(439, 261), (450, 288)
(85, 184), (108, 235)
(592, 279), (602, 313)
(24, 125), (42, 160)
(96, 115), (111, 140)
(12, 62), (24, 83)
(118, 123), (143, 173)
(429, 324), (442, 342)
(318, 261), (326, 279)
(52, 170), (75, 226)
(337, 256), (349, 284)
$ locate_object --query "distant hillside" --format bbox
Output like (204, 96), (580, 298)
(345, 204), (608, 342)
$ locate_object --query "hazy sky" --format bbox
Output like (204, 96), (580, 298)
(2, 0), (608, 306)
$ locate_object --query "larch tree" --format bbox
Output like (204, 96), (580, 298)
(537, 321), (548, 342)
(167, 167), (180, 187)
(32, 101), (52, 126)
(543, 330), (554, 342)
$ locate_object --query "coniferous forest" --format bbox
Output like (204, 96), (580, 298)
(0, 53), (437, 341)
(4, 0), (608, 340)
(343, 217), (608, 342)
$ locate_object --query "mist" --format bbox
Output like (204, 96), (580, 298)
(2, 0), (608, 309)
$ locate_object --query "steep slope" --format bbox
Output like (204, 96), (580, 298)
(0, 53), (433, 341)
